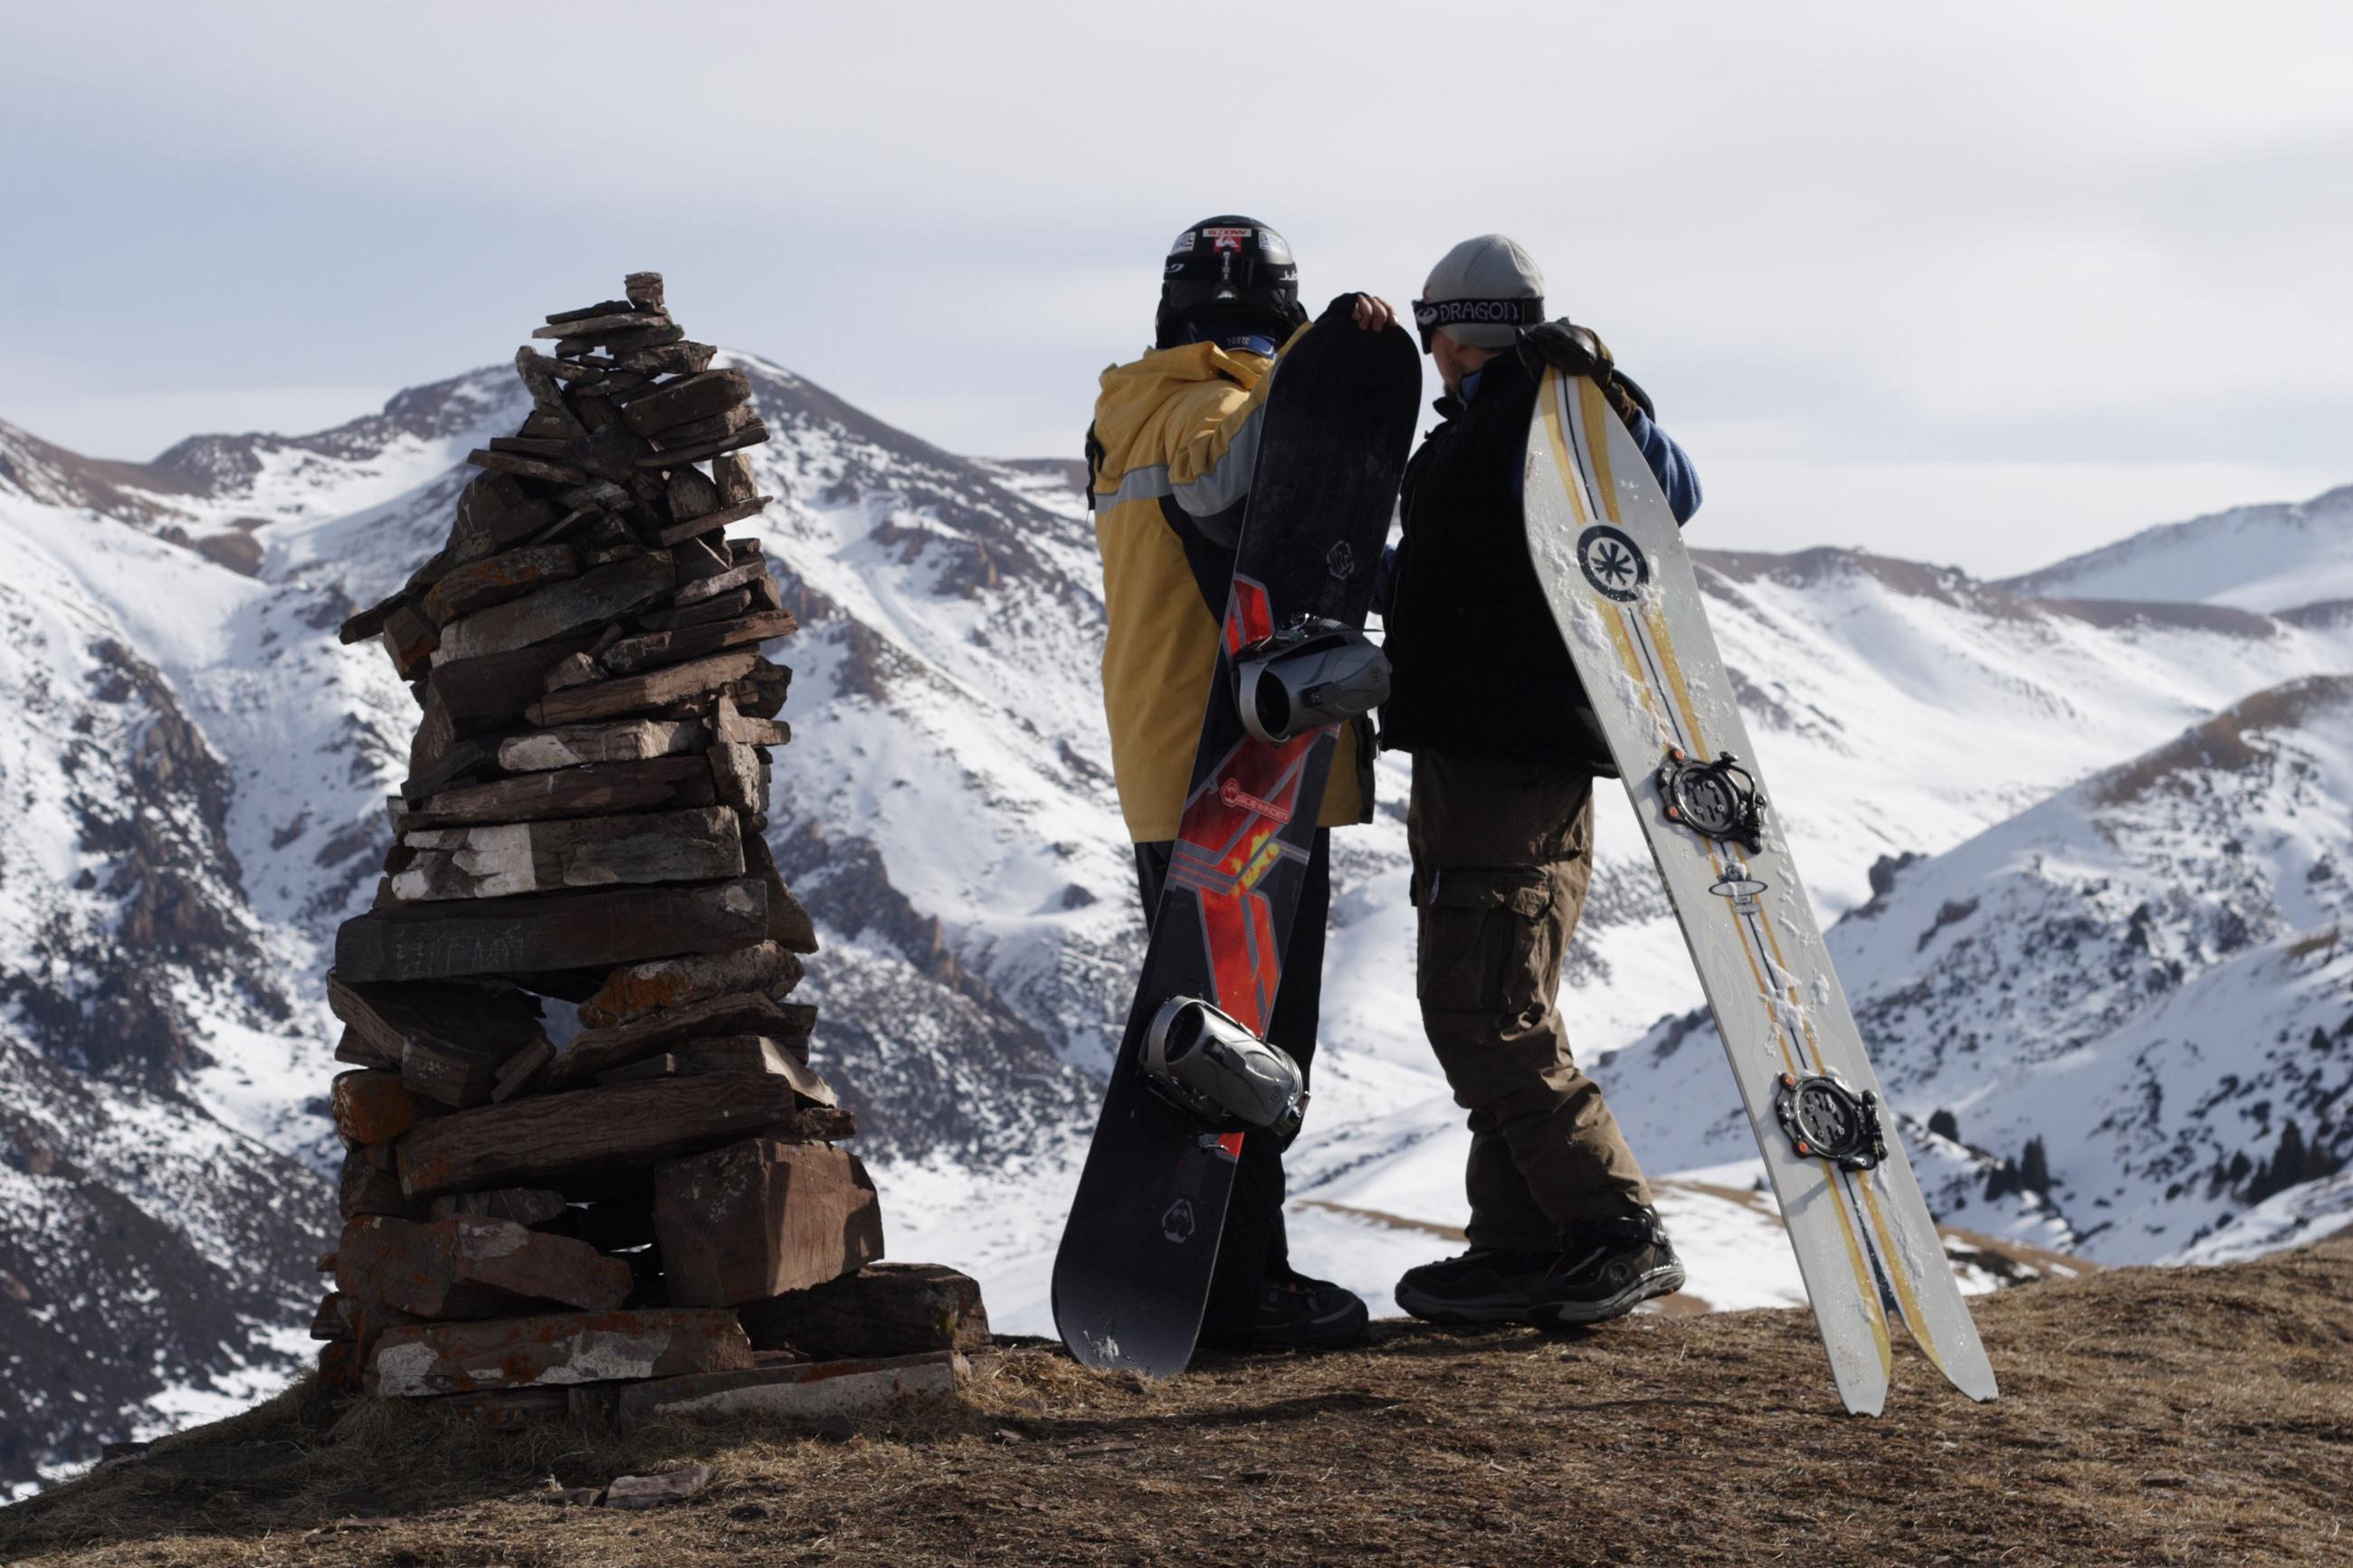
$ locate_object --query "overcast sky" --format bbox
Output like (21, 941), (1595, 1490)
(3, 1), (2347, 575)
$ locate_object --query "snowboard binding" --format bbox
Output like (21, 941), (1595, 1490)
(1233, 616), (1391, 746)
(1657, 748), (1768, 854)
(1140, 996), (1307, 1139)
(1773, 1071), (1886, 1172)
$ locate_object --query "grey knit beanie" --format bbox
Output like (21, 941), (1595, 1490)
(1415, 234), (1547, 349)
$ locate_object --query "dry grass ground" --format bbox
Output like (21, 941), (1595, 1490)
(5, 1237), (2348, 1567)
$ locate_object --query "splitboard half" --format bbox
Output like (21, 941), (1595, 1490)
(1053, 312), (1420, 1376)
(1521, 367), (1996, 1416)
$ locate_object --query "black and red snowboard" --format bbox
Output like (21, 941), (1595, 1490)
(1053, 309), (1419, 1375)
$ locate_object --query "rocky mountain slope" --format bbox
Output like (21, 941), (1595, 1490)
(1596, 674), (2353, 1266)
(2, 359), (2348, 1493)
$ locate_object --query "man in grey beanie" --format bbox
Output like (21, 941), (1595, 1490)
(1379, 233), (1700, 1328)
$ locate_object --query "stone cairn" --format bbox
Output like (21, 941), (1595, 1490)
(317, 273), (986, 1431)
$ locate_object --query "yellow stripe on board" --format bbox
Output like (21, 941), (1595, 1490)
(1539, 371), (1593, 526)
(1575, 378), (1621, 524)
(1852, 1174), (1944, 1375)
(1640, 605), (1715, 765)
(1554, 367), (1889, 1363)
(1827, 1188), (1896, 1376)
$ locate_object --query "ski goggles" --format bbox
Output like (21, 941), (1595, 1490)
(1409, 295), (1546, 352)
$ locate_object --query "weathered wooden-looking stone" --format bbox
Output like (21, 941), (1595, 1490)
(333, 1025), (395, 1069)
(496, 717), (704, 774)
(599, 610), (795, 677)
(615, 1351), (964, 1432)
(742, 833), (820, 953)
(666, 466), (718, 521)
(737, 1264), (990, 1361)
(338, 1143), (415, 1221)
(390, 806), (744, 903)
(426, 1187), (568, 1226)
(638, 587), (752, 632)
(367, 1307), (753, 1397)
(334, 877), (767, 984)
(414, 631), (601, 774)
(653, 495), (770, 548)
(525, 649), (765, 729)
(422, 545), (580, 626)
(395, 1072), (806, 1197)
(673, 557), (768, 607)
(492, 1039), (555, 1102)
(434, 553), (673, 664)
(653, 1140), (883, 1307)
(332, 1069), (431, 1146)
(643, 405), (757, 454)
(539, 651), (603, 693)
(380, 603), (438, 679)
(400, 755), (718, 830)
(710, 453), (757, 506)
(711, 692), (790, 747)
(597, 1039), (830, 1102)
(622, 369), (750, 437)
(449, 474), (557, 565)
(337, 1214), (631, 1319)
(530, 309), (674, 342)
(709, 741), (763, 811)
(327, 975), (547, 1108)
(549, 990), (802, 1087)
(577, 942), (803, 1030)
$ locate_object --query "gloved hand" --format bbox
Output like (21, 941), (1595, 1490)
(1516, 319), (1613, 379)
(1517, 319), (1656, 426)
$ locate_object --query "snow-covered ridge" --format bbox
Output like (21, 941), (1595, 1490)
(1999, 483), (2353, 614)
(1597, 674), (2353, 1266)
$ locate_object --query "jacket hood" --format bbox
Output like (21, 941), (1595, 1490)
(1092, 340), (1274, 460)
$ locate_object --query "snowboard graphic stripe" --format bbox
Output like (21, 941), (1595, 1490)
(1053, 314), (1420, 1378)
(1529, 368), (1997, 1410)
(1538, 377), (1895, 1361)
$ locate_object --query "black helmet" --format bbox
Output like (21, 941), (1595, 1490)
(1155, 215), (1310, 350)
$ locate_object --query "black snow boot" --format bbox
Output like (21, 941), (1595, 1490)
(1528, 1209), (1686, 1326)
(1393, 1247), (1556, 1325)
(1197, 1268), (1368, 1352)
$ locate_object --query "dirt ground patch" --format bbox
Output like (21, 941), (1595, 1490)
(5, 1238), (2348, 1566)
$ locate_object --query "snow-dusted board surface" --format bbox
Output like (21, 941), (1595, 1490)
(1522, 368), (1996, 1415)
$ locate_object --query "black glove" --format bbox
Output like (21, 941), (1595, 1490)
(1516, 319), (1613, 379)
(1517, 319), (1656, 426)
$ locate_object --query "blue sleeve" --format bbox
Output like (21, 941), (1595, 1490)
(1624, 409), (1702, 526)
(1373, 543), (1398, 617)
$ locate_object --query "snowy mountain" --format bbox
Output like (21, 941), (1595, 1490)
(1999, 484), (2353, 615)
(1596, 674), (2353, 1266)
(3, 356), (2348, 1493)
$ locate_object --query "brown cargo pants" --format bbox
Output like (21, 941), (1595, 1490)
(1408, 750), (1653, 1248)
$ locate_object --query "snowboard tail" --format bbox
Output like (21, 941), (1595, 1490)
(1053, 316), (1421, 1375)
(1524, 369), (1996, 1414)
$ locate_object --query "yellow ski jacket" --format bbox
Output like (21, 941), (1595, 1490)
(1087, 329), (1368, 843)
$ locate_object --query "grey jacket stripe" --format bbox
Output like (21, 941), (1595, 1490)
(1170, 401), (1264, 518)
(1091, 462), (1173, 514)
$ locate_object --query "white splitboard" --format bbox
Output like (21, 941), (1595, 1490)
(1522, 368), (1996, 1415)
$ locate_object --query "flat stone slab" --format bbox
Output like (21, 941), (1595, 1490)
(616, 1350), (966, 1431)
(367, 1307), (753, 1397)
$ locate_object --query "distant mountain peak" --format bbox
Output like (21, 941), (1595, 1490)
(2000, 484), (2353, 614)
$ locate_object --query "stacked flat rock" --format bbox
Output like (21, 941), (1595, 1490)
(315, 273), (986, 1430)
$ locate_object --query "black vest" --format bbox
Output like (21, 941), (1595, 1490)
(1379, 351), (1615, 773)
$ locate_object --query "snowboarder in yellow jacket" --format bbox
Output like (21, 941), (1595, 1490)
(1082, 216), (1395, 1349)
